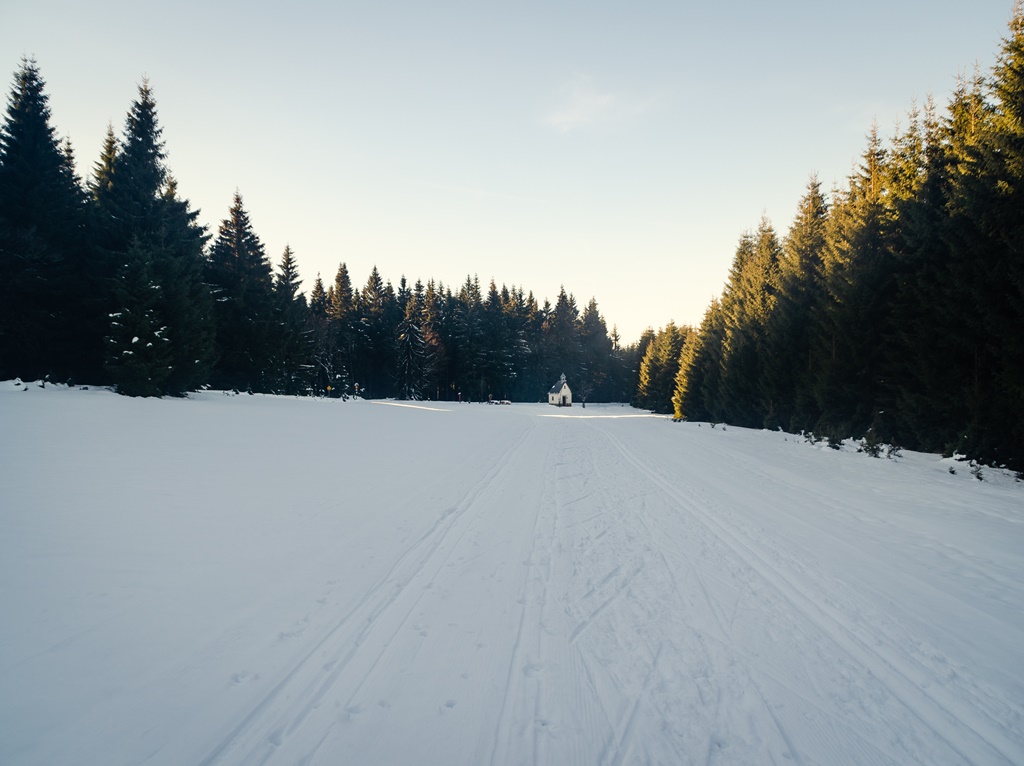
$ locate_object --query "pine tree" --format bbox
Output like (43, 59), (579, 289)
(104, 240), (173, 396)
(93, 80), (213, 395)
(90, 123), (117, 206)
(154, 176), (215, 395)
(452, 275), (486, 400)
(275, 244), (302, 299)
(0, 58), (92, 381)
(812, 124), (894, 439)
(717, 219), (782, 427)
(958, 5), (1024, 468)
(395, 285), (429, 400)
(762, 177), (829, 431)
(671, 299), (726, 422)
(479, 279), (518, 399)
(306, 273), (339, 395)
(273, 245), (312, 394)
(354, 265), (397, 397)
(579, 298), (613, 403)
(543, 287), (583, 386)
(206, 192), (278, 392)
(421, 279), (450, 399)
(328, 261), (356, 388)
(309, 274), (328, 318)
(636, 322), (688, 413)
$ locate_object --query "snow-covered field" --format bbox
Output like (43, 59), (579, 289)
(2, 382), (1022, 766)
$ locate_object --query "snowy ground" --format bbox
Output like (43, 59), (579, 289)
(1, 382), (1022, 766)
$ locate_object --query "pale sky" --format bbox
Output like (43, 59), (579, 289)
(2, 0), (1014, 343)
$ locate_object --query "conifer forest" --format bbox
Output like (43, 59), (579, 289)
(2, 8), (1023, 470)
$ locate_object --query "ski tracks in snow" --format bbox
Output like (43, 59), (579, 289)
(7, 395), (1022, 766)
(165, 409), (1024, 765)
(489, 421), (698, 766)
(198, 419), (540, 766)
(596, 422), (1023, 766)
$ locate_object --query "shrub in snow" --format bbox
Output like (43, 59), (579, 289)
(860, 428), (884, 458)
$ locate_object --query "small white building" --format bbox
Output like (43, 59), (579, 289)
(548, 373), (572, 407)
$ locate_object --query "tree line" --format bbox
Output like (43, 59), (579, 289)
(4, 6), (1023, 471)
(640, 6), (1024, 472)
(0, 62), (640, 403)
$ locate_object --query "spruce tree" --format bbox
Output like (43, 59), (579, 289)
(452, 275), (486, 400)
(579, 298), (613, 403)
(354, 266), (397, 397)
(94, 80), (213, 395)
(329, 261), (357, 388)
(273, 245), (312, 394)
(395, 285), (429, 400)
(635, 323), (688, 413)
(717, 219), (782, 428)
(104, 239), (173, 396)
(957, 4), (1024, 467)
(479, 279), (517, 399)
(671, 299), (727, 422)
(306, 273), (340, 395)
(206, 192), (278, 392)
(543, 287), (583, 386)
(308, 274), (327, 318)
(812, 125), (894, 439)
(421, 279), (450, 399)
(0, 58), (92, 381)
(90, 123), (117, 205)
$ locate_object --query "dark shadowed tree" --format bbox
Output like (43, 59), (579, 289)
(0, 58), (92, 381)
(94, 80), (213, 395)
(206, 192), (279, 392)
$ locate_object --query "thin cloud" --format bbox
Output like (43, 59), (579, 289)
(544, 75), (616, 132)
(543, 75), (664, 133)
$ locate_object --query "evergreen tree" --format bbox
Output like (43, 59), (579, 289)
(671, 299), (726, 422)
(155, 176), (216, 394)
(90, 123), (117, 206)
(308, 274), (328, 318)
(510, 289), (546, 401)
(812, 125), (894, 438)
(496, 285), (534, 400)
(206, 192), (279, 392)
(306, 273), (340, 395)
(479, 279), (518, 399)
(275, 244), (302, 300)
(273, 245), (312, 394)
(328, 261), (357, 389)
(395, 283), (429, 400)
(543, 287), (583, 386)
(452, 275), (486, 400)
(93, 80), (213, 395)
(953, 5), (1024, 467)
(354, 265), (397, 397)
(636, 322), (688, 413)
(717, 219), (782, 427)
(421, 279), (450, 400)
(104, 239), (172, 396)
(0, 58), (92, 381)
(762, 177), (829, 431)
(578, 298), (613, 403)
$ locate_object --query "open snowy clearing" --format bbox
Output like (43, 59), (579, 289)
(2, 383), (1022, 765)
